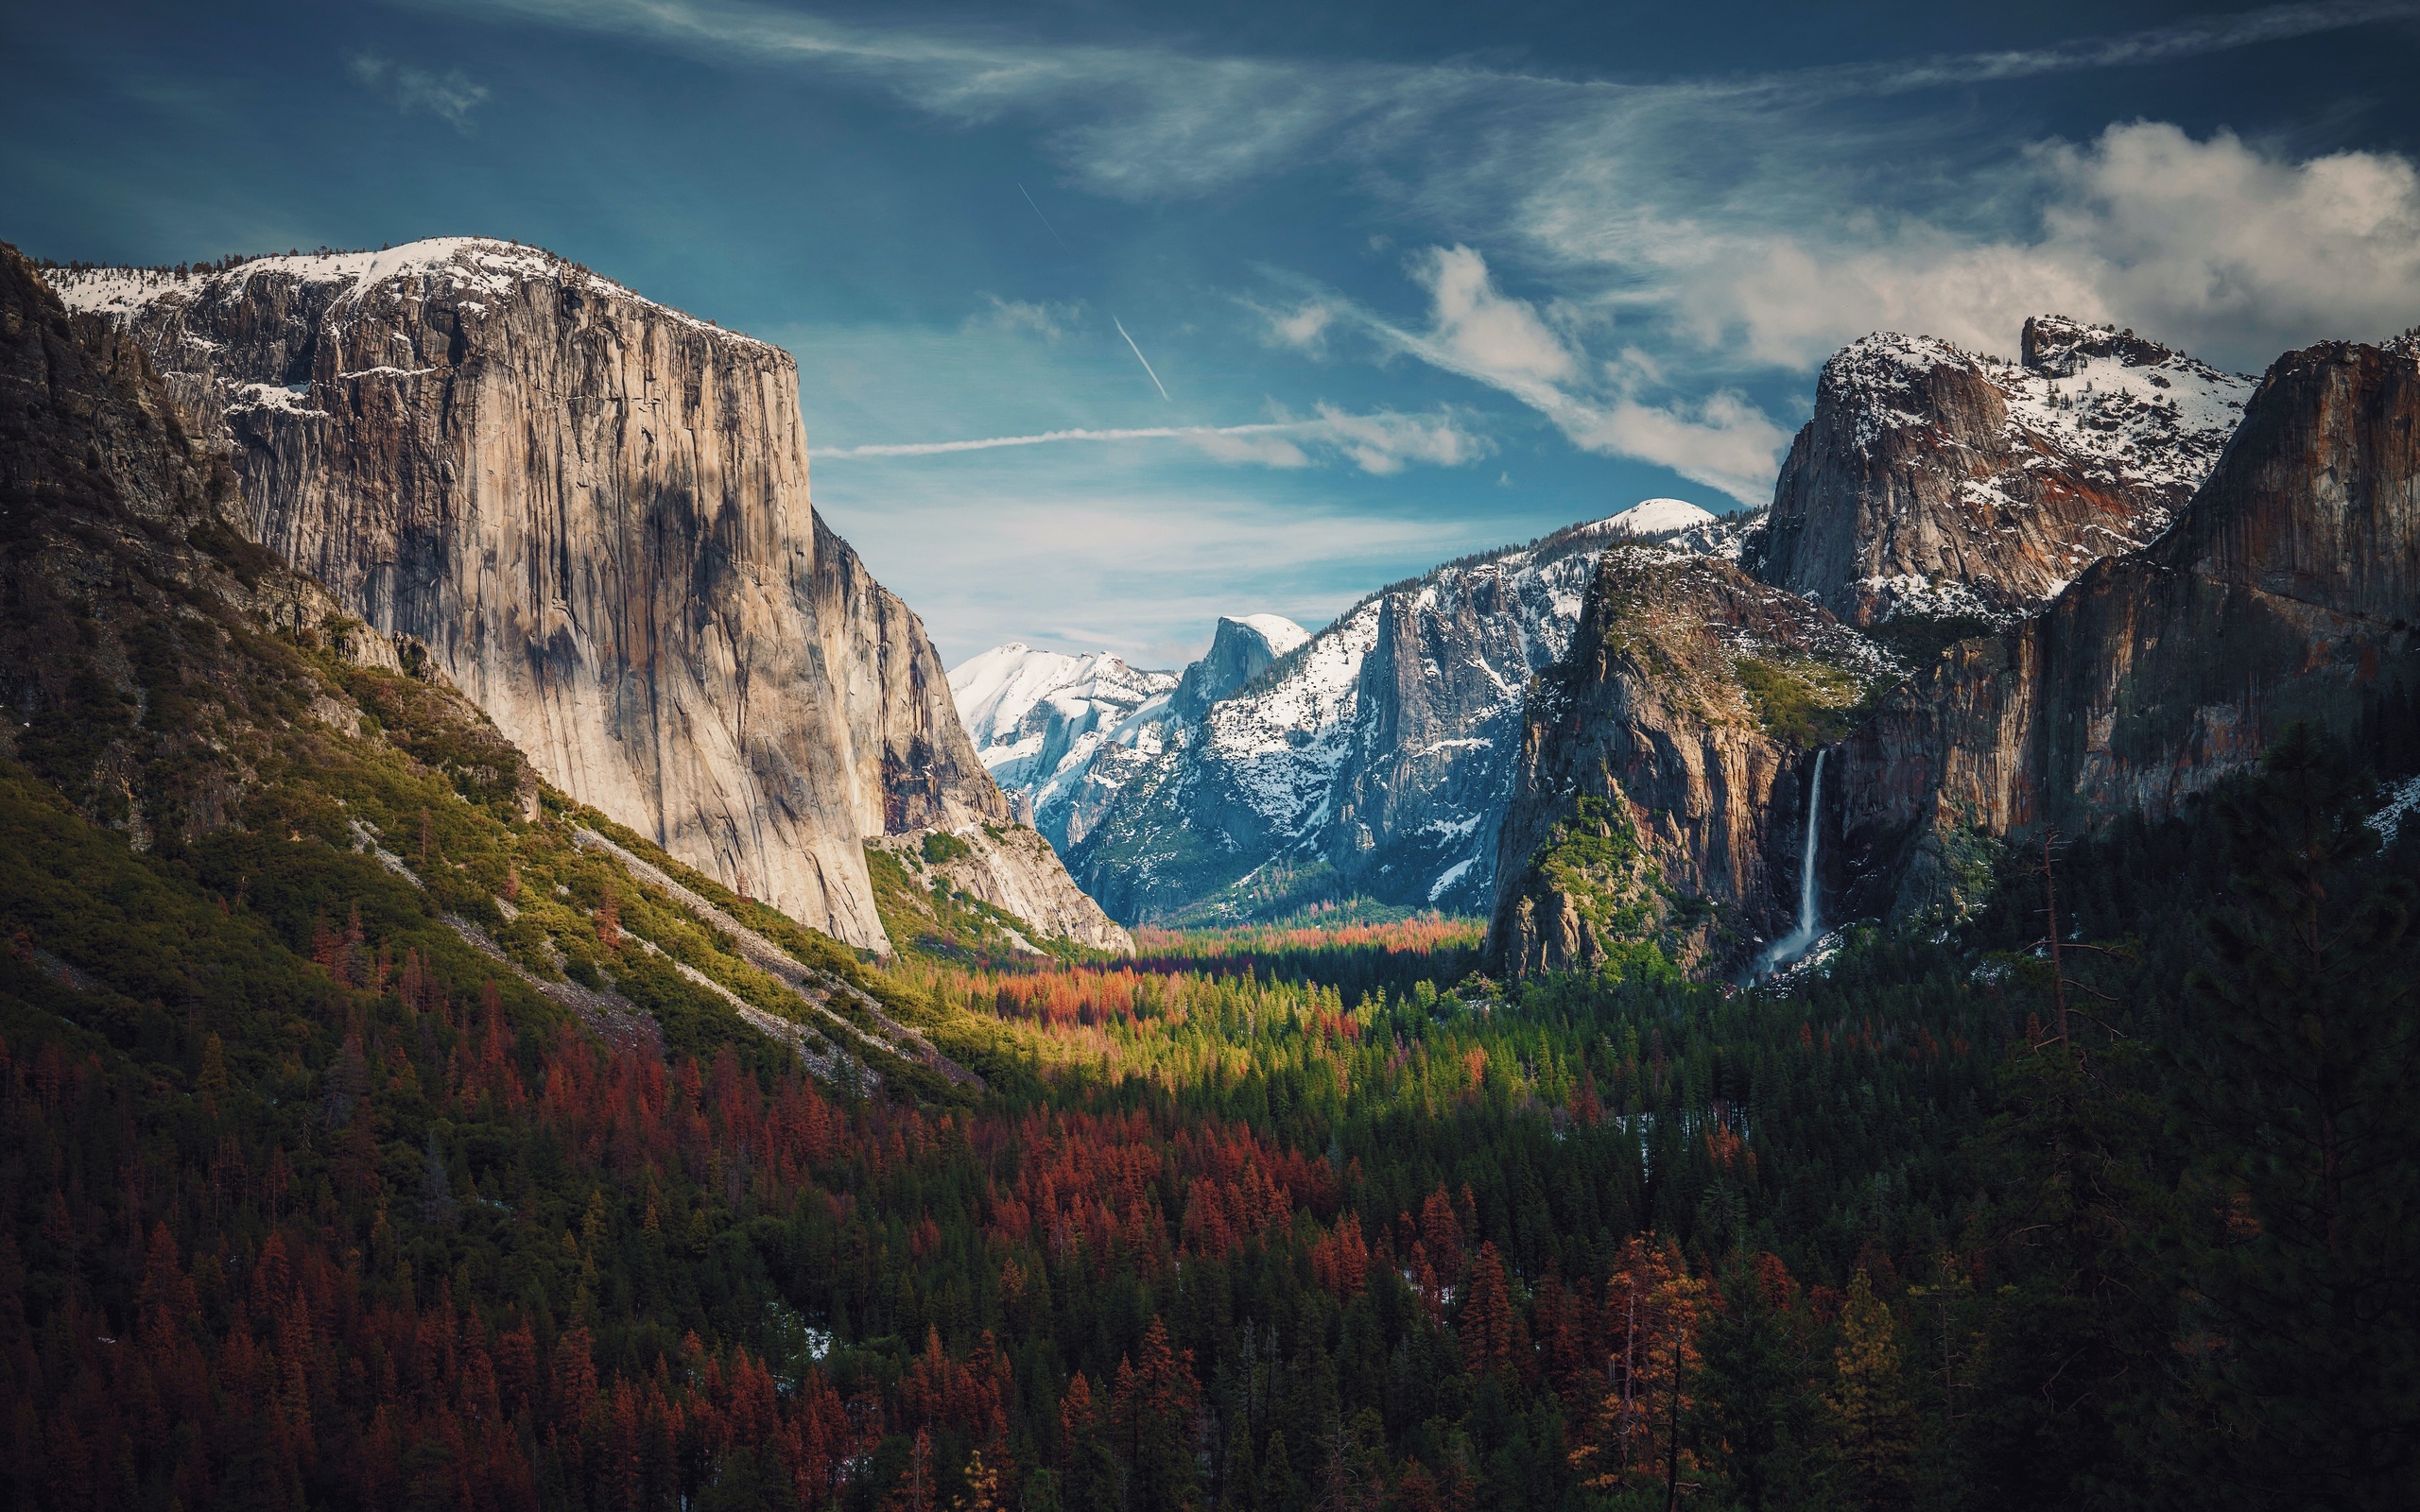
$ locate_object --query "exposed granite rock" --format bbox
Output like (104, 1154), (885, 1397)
(1065, 515), (1663, 922)
(1487, 550), (1893, 978)
(1170, 614), (1305, 721)
(1746, 318), (2252, 626)
(950, 644), (1183, 852)
(1835, 334), (2420, 921)
(49, 240), (1114, 954)
(869, 824), (1133, 954)
(0, 239), (528, 847)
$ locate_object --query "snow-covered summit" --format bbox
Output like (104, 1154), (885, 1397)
(1605, 498), (1717, 536)
(1826, 318), (2252, 508)
(948, 643), (1179, 849)
(45, 236), (776, 353)
(1069, 513), (1645, 920)
(1757, 316), (2256, 626)
(1232, 613), (1309, 658)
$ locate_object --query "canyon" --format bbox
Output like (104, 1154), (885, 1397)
(34, 230), (2412, 982)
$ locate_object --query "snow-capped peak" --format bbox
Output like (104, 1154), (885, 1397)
(1604, 498), (1717, 536)
(949, 644), (1165, 752)
(44, 236), (777, 353)
(1233, 613), (1310, 658)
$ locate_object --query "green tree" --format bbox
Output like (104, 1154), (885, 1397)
(1693, 1254), (1822, 1512)
(1824, 1270), (1914, 1512)
(2173, 724), (2420, 1508)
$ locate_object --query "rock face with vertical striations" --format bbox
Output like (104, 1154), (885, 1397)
(1485, 316), (2420, 980)
(1835, 331), (2420, 921)
(1486, 548), (1893, 978)
(49, 239), (1128, 954)
(1745, 317), (2253, 626)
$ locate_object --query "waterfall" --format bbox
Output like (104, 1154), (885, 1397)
(1757, 749), (1827, 977)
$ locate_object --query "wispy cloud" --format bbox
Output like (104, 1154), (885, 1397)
(417, 0), (2420, 494)
(1276, 248), (1788, 504)
(411, 0), (2420, 381)
(962, 294), (1082, 339)
(416, 0), (2420, 198)
(814, 483), (1478, 664)
(818, 407), (1490, 475)
(348, 54), (490, 129)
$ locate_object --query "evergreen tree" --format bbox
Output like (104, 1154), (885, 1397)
(1693, 1254), (1822, 1512)
(2174, 725), (2420, 1508)
(1823, 1270), (1914, 1512)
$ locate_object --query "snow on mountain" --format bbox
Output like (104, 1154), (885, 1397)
(1749, 316), (2256, 626)
(1232, 613), (1310, 657)
(46, 237), (774, 352)
(947, 644), (1177, 846)
(1605, 498), (1717, 536)
(1066, 511), (1733, 922)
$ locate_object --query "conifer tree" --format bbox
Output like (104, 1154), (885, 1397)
(1823, 1270), (1914, 1512)
(2175, 724), (2420, 1506)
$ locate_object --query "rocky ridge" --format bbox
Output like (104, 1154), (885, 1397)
(48, 239), (1126, 954)
(1490, 319), (2419, 980)
(946, 616), (1312, 859)
(1745, 316), (2252, 626)
(1489, 550), (1893, 977)
(1835, 330), (2420, 922)
(1053, 502), (1758, 922)
(1, 234), (998, 1088)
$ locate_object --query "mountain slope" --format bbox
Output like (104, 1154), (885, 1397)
(48, 239), (1124, 954)
(951, 642), (1182, 847)
(1745, 315), (2252, 626)
(1, 236), (994, 1094)
(1063, 507), (1755, 922)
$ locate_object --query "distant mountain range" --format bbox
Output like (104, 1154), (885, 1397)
(961, 311), (2419, 985)
(954, 499), (1745, 922)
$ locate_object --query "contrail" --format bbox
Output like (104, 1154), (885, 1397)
(1016, 182), (1072, 252)
(1013, 182), (1170, 403)
(1113, 316), (1171, 401)
(820, 421), (1312, 458)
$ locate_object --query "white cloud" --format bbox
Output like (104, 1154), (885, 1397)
(429, 0), (2420, 457)
(1185, 431), (1312, 468)
(1605, 123), (2420, 373)
(1567, 393), (1795, 506)
(964, 294), (1082, 340)
(1413, 246), (1579, 387)
(1253, 299), (1338, 354)
(1302, 249), (1789, 503)
(424, 1), (2420, 377)
(1311, 403), (1487, 474)
(813, 484), (1475, 664)
(2039, 123), (2420, 358)
(348, 54), (489, 129)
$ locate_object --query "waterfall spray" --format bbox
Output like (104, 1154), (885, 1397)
(1758, 749), (1826, 977)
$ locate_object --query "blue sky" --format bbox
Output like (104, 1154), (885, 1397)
(7, 1), (2419, 666)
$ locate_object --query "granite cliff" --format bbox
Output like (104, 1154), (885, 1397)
(49, 239), (1127, 954)
(1488, 549), (1892, 978)
(1837, 330), (2420, 920)
(1491, 321), (2418, 979)
(1745, 317), (2252, 627)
